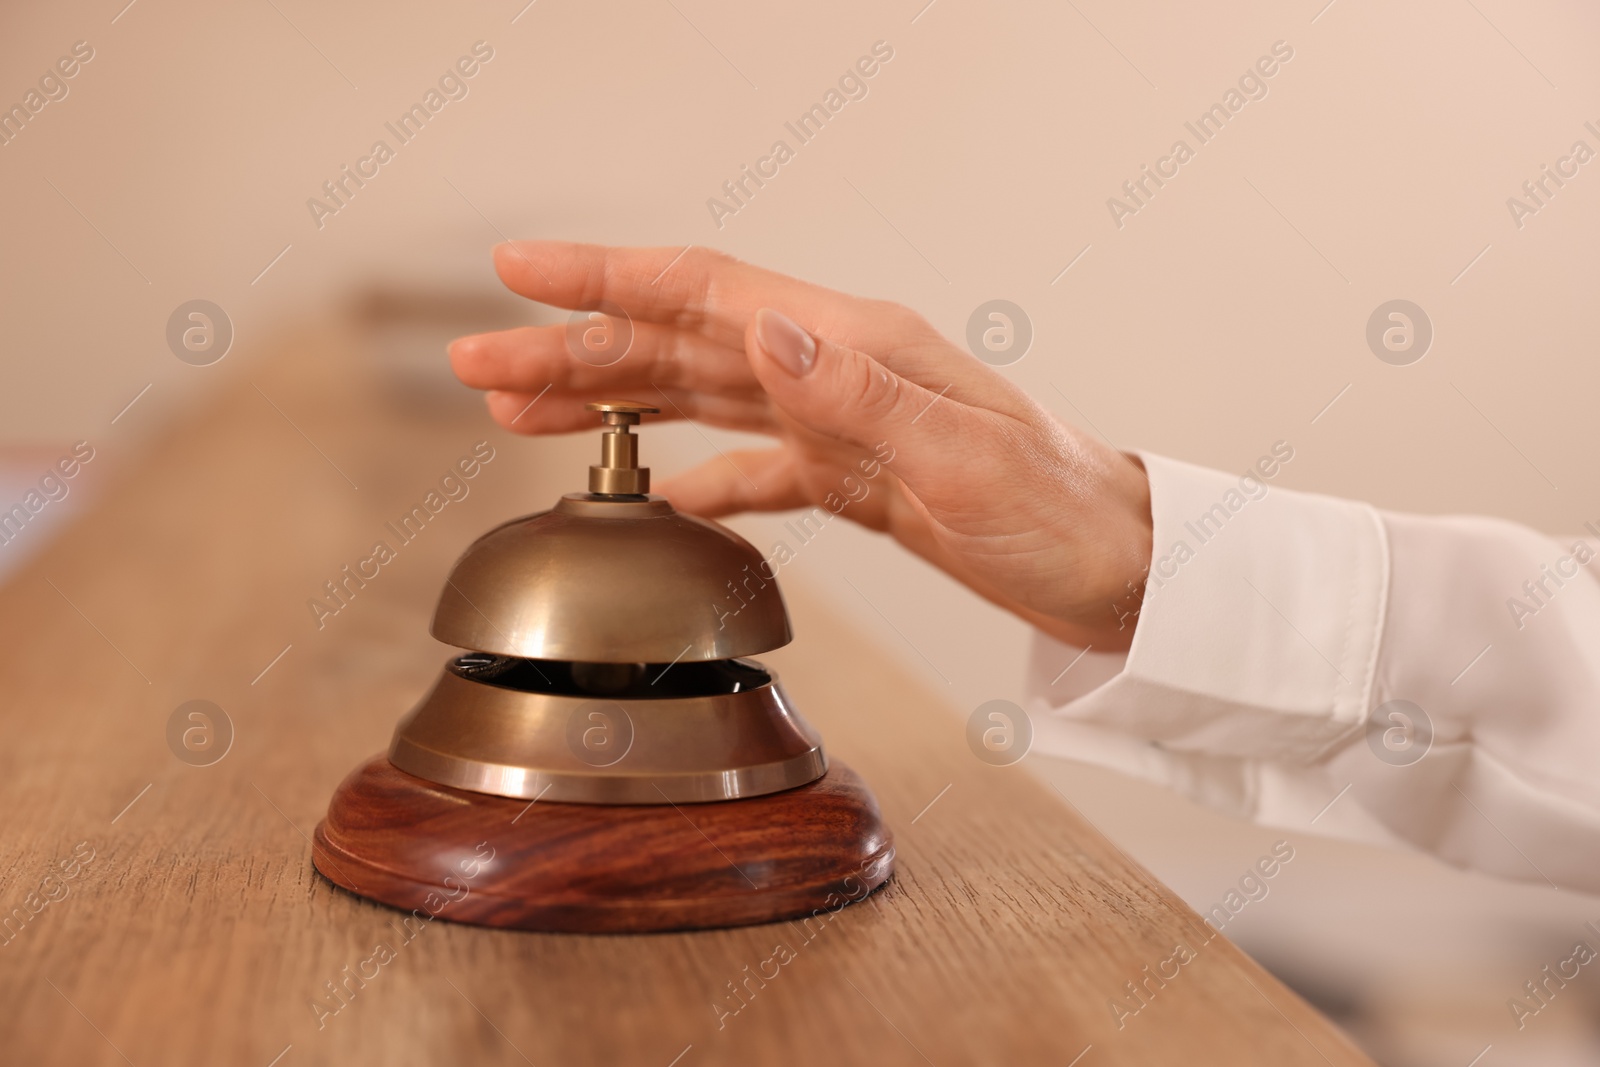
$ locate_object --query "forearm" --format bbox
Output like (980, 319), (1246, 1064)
(1028, 452), (1600, 891)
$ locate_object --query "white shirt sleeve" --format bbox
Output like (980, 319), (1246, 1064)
(1028, 450), (1600, 893)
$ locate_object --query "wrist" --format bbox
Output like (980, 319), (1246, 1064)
(1054, 450), (1154, 650)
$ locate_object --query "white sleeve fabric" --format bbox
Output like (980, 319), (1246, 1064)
(1028, 451), (1600, 893)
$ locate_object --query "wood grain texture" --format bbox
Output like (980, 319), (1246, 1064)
(314, 756), (894, 932)
(0, 325), (1375, 1066)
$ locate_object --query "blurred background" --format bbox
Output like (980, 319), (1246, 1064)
(3, 0), (1598, 1062)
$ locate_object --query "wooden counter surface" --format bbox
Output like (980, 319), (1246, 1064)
(0, 324), (1372, 1065)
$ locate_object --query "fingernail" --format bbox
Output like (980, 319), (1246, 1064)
(755, 308), (816, 377)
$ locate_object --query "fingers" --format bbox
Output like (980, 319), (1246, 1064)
(744, 308), (988, 503)
(486, 242), (1032, 411)
(484, 387), (775, 436)
(654, 449), (807, 517)
(451, 319), (758, 397)
(491, 241), (936, 354)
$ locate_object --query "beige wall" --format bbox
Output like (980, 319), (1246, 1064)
(3, 1), (1598, 1061)
(5, 0), (1598, 521)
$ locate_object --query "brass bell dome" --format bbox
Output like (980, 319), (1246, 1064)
(431, 400), (790, 663)
(389, 401), (825, 804)
(430, 504), (791, 664)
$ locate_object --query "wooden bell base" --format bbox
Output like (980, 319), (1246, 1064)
(312, 755), (895, 933)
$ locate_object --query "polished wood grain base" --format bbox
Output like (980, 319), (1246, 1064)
(313, 754), (895, 933)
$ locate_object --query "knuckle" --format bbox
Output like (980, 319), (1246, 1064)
(664, 338), (693, 388)
(676, 247), (736, 327)
(870, 299), (933, 339)
(847, 355), (907, 423)
(690, 246), (737, 270)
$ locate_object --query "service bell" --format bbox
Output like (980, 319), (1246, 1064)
(313, 402), (894, 932)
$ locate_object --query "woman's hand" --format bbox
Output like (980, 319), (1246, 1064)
(448, 242), (1153, 651)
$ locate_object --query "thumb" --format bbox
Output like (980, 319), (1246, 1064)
(746, 307), (965, 491)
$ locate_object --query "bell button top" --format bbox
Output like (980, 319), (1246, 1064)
(586, 400), (660, 496)
(586, 400), (660, 416)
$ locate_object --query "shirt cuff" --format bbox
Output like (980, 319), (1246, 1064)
(1031, 449), (1389, 764)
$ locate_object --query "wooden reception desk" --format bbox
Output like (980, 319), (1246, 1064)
(0, 324), (1372, 1065)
